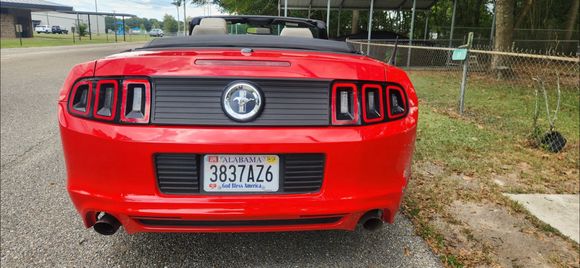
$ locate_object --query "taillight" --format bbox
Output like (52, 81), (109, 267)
(67, 78), (151, 124)
(386, 85), (407, 119)
(331, 83), (359, 125)
(331, 82), (407, 125)
(120, 79), (150, 124)
(93, 80), (118, 120)
(362, 84), (384, 123)
(68, 80), (92, 117)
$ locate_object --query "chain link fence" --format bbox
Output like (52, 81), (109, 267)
(348, 39), (579, 154)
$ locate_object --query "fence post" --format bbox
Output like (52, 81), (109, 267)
(15, 24), (23, 47)
(76, 13), (81, 41)
(458, 32), (474, 115)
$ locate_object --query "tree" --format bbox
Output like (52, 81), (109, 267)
(78, 23), (88, 36)
(494, 0), (515, 51)
(150, 18), (161, 30)
(212, 0), (278, 15)
(105, 16), (115, 32)
(351, 10), (360, 34)
(492, 0), (515, 73)
(514, 0), (533, 29)
(163, 14), (179, 33)
(564, 0), (579, 40)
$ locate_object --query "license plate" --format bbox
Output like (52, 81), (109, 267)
(203, 155), (280, 192)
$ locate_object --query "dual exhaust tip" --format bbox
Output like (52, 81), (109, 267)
(93, 210), (384, 235)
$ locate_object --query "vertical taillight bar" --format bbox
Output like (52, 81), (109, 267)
(362, 84), (384, 123)
(93, 80), (118, 120)
(331, 83), (359, 125)
(386, 85), (407, 119)
(120, 79), (151, 124)
(68, 80), (92, 117)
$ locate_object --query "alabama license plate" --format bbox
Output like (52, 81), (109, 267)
(203, 154), (280, 192)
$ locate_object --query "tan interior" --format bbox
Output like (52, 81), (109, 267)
(280, 27), (314, 38)
(192, 18), (228, 35)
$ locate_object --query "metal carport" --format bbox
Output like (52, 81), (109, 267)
(279, 0), (437, 43)
(279, 0), (446, 65)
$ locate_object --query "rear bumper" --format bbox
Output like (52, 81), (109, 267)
(68, 190), (404, 233)
(59, 102), (417, 233)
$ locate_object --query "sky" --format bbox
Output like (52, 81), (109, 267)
(49, 0), (225, 20)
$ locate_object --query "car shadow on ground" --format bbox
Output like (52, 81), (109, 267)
(115, 215), (434, 266)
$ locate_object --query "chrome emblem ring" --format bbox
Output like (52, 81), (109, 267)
(222, 81), (264, 122)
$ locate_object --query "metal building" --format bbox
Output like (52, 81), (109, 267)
(0, 0), (72, 38)
(31, 11), (106, 34)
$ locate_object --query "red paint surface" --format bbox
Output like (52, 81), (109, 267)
(59, 48), (418, 233)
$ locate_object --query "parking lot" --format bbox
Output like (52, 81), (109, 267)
(0, 44), (441, 267)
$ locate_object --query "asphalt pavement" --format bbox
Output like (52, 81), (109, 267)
(0, 43), (442, 267)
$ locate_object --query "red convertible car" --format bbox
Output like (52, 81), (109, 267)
(58, 16), (418, 235)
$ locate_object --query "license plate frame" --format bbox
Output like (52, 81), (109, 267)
(201, 154), (281, 193)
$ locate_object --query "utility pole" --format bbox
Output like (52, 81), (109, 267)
(174, 1), (180, 35)
(183, 0), (187, 36)
(95, 0), (99, 35)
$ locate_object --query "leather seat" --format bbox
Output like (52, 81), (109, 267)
(192, 18), (228, 35)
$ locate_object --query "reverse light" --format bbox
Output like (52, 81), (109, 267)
(331, 83), (359, 125)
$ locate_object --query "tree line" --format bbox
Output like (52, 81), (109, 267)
(104, 15), (183, 34)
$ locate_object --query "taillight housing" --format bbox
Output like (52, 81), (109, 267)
(386, 85), (407, 119)
(67, 77), (151, 124)
(68, 80), (92, 117)
(362, 84), (384, 123)
(93, 80), (118, 120)
(331, 82), (407, 125)
(120, 79), (151, 124)
(331, 83), (359, 125)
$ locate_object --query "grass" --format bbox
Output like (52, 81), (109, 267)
(1, 33), (152, 48)
(411, 71), (579, 193)
(404, 70), (579, 267)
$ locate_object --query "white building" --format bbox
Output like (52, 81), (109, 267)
(31, 11), (105, 34)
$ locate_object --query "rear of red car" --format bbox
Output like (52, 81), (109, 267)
(58, 36), (418, 234)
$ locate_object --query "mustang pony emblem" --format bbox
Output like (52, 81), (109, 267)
(232, 89), (255, 113)
(222, 82), (263, 122)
